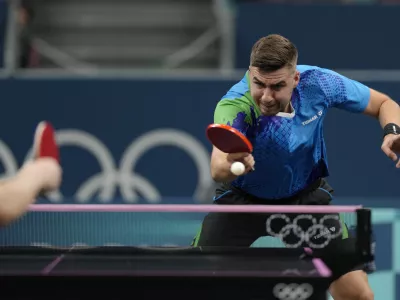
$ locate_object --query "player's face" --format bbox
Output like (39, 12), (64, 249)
(249, 66), (300, 116)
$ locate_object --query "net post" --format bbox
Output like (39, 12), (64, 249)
(355, 208), (374, 263)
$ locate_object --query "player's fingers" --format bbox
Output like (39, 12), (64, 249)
(248, 161), (255, 172)
(396, 159), (400, 169)
(35, 158), (62, 190)
(243, 155), (255, 172)
(381, 143), (398, 162)
(248, 155), (255, 168)
(18, 158), (62, 191)
(227, 152), (249, 161)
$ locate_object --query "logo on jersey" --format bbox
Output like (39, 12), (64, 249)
(302, 110), (323, 126)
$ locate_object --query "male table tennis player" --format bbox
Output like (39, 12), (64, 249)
(192, 34), (400, 300)
(0, 121), (62, 226)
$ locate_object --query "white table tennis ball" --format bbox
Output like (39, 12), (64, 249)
(230, 161), (245, 176)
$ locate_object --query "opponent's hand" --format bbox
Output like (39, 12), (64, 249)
(19, 158), (62, 191)
(227, 152), (255, 174)
(381, 134), (400, 168)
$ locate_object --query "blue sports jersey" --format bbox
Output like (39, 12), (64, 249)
(213, 65), (371, 199)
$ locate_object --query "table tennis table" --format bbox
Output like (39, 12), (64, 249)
(0, 208), (374, 300)
(0, 246), (331, 300)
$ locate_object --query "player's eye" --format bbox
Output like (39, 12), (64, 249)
(272, 85), (284, 91)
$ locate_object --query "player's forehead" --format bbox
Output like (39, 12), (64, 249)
(249, 66), (292, 84)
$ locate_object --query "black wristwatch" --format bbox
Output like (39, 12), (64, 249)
(383, 123), (400, 138)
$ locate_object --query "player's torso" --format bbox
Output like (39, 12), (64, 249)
(227, 67), (330, 199)
(249, 89), (328, 164)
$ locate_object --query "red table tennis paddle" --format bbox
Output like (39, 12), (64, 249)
(33, 121), (60, 163)
(206, 124), (253, 153)
(206, 124), (254, 172)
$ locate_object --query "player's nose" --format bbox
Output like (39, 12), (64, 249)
(261, 89), (274, 102)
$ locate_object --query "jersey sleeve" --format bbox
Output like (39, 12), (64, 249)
(214, 98), (253, 136)
(318, 68), (371, 113)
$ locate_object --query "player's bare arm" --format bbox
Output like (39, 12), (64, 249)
(363, 88), (400, 167)
(210, 146), (255, 182)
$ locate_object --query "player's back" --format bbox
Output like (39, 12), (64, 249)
(214, 65), (370, 200)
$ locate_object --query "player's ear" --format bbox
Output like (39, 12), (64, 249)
(293, 70), (300, 88)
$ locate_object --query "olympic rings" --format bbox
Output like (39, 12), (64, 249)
(266, 214), (343, 249)
(273, 283), (314, 300)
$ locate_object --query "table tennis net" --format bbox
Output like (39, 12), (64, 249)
(0, 208), (358, 249)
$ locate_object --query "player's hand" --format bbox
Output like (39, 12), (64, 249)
(227, 152), (255, 173)
(19, 158), (62, 191)
(381, 134), (400, 168)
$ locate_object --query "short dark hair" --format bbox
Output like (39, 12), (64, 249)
(250, 34), (298, 72)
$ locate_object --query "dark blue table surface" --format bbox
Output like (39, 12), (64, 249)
(0, 246), (323, 277)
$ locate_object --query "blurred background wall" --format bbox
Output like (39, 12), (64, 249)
(0, 0), (399, 298)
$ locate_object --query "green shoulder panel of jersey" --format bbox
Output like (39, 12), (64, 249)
(214, 93), (260, 126)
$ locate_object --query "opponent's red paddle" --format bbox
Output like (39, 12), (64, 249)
(33, 121), (60, 163)
(206, 124), (253, 153)
(32, 121), (60, 197)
